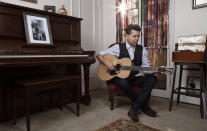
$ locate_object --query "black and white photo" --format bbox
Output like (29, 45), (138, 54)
(23, 12), (53, 45)
(31, 20), (46, 41)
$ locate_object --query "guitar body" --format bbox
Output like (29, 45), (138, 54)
(98, 55), (131, 81)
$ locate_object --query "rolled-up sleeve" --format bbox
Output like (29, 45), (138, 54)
(99, 44), (120, 58)
(141, 48), (150, 67)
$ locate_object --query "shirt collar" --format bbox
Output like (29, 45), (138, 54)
(126, 41), (135, 50)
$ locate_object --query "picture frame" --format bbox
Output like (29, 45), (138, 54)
(21, 0), (37, 3)
(44, 5), (56, 13)
(23, 12), (53, 46)
(193, 0), (207, 9)
(186, 76), (200, 95)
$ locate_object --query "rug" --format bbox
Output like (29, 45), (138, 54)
(95, 118), (162, 131)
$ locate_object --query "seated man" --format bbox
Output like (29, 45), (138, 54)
(96, 24), (158, 122)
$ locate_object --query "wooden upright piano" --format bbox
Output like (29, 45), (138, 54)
(0, 2), (95, 121)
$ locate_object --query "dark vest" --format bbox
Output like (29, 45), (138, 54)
(119, 43), (143, 77)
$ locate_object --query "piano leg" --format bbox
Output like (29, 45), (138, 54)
(81, 64), (91, 105)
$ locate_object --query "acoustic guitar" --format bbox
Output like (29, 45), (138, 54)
(98, 54), (172, 81)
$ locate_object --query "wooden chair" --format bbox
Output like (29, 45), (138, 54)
(11, 75), (81, 131)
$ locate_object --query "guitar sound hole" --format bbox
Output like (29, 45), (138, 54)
(108, 64), (121, 75)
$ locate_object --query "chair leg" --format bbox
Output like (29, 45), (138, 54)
(24, 87), (31, 131)
(39, 92), (44, 112)
(108, 94), (111, 102)
(177, 65), (183, 105)
(59, 88), (63, 111)
(76, 80), (80, 117)
(108, 89), (111, 102)
(169, 64), (177, 111)
(11, 88), (16, 125)
(2, 83), (7, 122)
(109, 91), (114, 110)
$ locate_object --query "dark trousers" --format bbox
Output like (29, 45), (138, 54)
(110, 74), (157, 111)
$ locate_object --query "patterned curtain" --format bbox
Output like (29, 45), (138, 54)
(143, 0), (169, 67)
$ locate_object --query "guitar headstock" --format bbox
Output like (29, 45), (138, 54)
(158, 66), (173, 74)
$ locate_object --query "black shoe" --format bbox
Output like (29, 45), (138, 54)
(136, 108), (142, 115)
(128, 108), (139, 122)
(143, 104), (158, 117)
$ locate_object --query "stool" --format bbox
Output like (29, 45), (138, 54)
(11, 75), (81, 131)
(169, 62), (206, 118)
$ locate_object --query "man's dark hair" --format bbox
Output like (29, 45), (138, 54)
(125, 24), (141, 35)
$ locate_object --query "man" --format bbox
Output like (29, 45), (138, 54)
(96, 24), (158, 122)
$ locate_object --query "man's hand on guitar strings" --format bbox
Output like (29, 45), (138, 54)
(104, 61), (116, 71)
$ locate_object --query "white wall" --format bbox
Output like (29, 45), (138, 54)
(79, 0), (97, 90)
(101, 0), (116, 49)
(80, 0), (94, 50)
(174, 0), (207, 38)
(91, 0), (116, 89)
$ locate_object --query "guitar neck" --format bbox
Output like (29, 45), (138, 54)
(121, 66), (159, 72)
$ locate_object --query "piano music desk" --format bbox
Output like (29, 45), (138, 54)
(169, 50), (206, 118)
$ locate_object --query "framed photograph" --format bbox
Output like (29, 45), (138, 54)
(193, 0), (207, 9)
(21, 0), (37, 3)
(44, 5), (56, 13)
(23, 12), (53, 46)
(186, 76), (200, 95)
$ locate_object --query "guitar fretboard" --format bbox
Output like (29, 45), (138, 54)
(121, 66), (159, 72)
